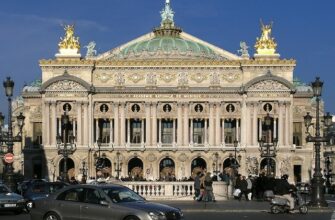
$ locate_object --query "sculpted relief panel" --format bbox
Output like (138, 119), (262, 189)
(249, 80), (288, 91)
(46, 80), (86, 91)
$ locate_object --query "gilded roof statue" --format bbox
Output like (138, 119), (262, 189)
(254, 21), (277, 55)
(58, 24), (80, 50)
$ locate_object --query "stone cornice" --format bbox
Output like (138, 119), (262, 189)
(39, 58), (296, 68)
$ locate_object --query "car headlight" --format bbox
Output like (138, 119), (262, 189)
(148, 211), (166, 220)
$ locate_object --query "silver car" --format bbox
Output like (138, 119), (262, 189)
(0, 183), (26, 214)
(30, 184), (183, 220)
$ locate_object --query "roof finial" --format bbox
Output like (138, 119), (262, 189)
(160, 0), (174, 26)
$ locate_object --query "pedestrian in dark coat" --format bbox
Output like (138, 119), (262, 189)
(238, 176), (249, 201)
(194, 172), (201, 200)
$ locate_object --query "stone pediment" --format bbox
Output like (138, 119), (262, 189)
(248, 80), (289, 91)
(45, 80), (87, 92)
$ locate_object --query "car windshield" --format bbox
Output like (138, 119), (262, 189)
(104, 187), (144, 203)
(0, 185), (10, 193)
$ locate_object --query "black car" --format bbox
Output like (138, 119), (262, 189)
(30, 184), (183, 220)
(23, 181), (69, 210)
(0, 183), (26, 214)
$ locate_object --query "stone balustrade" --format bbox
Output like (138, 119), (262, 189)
(118, 181), (231, 201)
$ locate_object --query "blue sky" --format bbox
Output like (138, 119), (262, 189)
(0, 0), (335, 120)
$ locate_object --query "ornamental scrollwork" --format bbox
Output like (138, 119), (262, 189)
(178, 153), (188, 162)
(190, 73), (207, 83)
(95, 72), (112, 83)
(159, 73), (176, 83)
(210, 72), (220, 86)
(146, 73), (157, 85)
(115, 72), (125, 86)
(128, 73), (144, 83)
(280, 156), (291, 176)
(221, 72), (240, 82)
(178, 72), (188, 86)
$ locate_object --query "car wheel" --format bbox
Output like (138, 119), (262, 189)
(26, 201), (33, 211)
(44, 211), (61, 220)
(299, 205), (308, 214)
(124, 216), (140, 220)
(270, 205), (280, 214)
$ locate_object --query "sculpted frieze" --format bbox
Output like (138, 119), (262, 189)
(46, 80), (86, 91)
(210, 72), (220, 86)
(178, 72), (188, 86)
(146, 73), (157, 86)
(115, 72), (125, 86)
(128, 73), (144, 83)
(249, 80), (288, 91)
(45, 92), (88, 98)
(159, 73), (176, 83)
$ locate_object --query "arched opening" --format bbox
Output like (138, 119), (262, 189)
(159, 158), (175, 181)
(128, 157), (144, 181)
(260, 158), (276, 177)
(96, 154), (112, 178)
(191, 157), (207, 179)
(59, 158), (75, 180)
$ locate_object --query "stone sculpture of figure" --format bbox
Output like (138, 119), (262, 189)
(260, 21), (273, 41)
(85, 41), (97, 57)
(58, 24), (80, 49)
(237, 41), (250, 57)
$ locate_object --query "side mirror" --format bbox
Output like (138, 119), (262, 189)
(100, 200), (109, 206)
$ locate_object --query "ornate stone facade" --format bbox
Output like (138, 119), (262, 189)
(14, 1), (320, 184)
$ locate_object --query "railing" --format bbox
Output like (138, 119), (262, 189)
(118, 181), (231, 201)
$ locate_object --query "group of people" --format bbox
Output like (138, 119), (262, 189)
(233, 175), (253, 201)
(193, 172), (216, 202)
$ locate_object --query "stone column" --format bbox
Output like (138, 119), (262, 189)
(151, 102), (157, 146)
(278, 101), (284, 146)
(236, 118), (240, 142)
(253, 103), (258, 145)
(145, 103), (151, 146)
(127, 119), (130, 145)
(83, 102), (89, 146)
(183, 103), (189, 146)
(258, 118), (262, 141)
(204, 119), (208, 144)
(141, 119), (144, 144)
(221, 118), (225, 145)
(177, 102), (183, 146)
(113, 102), (119, 146)
(285, 102), (290, 146)
(51, 101), (57, 146)
(43, 101), (50, 145)
(95, 119), (99, 142)
(58, 118), (61, 137)
(110, 118), (113, 144)
(274, 118), (277, 139)
(73, 119), (76, 141)
(172, 119), (176, 144)
(190, 119), (193, 144)
(240, 97), (247, 146)
(209, 103), (215, 146)
(76, 102), (82, 146)
(120, 102), (126, 146)
(215, 103), (221, 146)
(158, 119), (162, 144)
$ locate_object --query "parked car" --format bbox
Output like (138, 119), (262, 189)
(30, 184), (183, 220)
(0, 183), (26, 214)
(17, 179), (48, 195)
(23, 181), (69, 211)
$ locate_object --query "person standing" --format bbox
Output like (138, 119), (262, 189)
(239, 176), (249, 201)
(246, 175), (253, 201)
(194, 172), (201, 200)
(204, 172), (216, 202)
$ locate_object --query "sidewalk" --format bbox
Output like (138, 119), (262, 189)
(155, 199), (334, 213)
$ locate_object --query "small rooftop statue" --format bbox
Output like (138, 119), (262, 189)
(237, 41), (250, 58)
(85, 41), (97, 58)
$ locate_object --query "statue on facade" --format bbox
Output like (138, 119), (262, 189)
(58, 24), (80, 50)
(254, 20), (277, 55)
(84, 41), (97, 58)
(237, 41), (250, 58)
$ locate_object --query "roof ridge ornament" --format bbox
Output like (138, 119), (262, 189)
(154, 0), (182, 37)
(254, 20), (280, 60)
(55, 24), (81, 59)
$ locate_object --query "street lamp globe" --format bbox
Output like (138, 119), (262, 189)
(3, 77), (14, 97)
(17, 112), (25, 129)
(324, 112), (333, 127)
(304, 112), (312, 128)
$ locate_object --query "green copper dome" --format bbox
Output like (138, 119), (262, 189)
(119, 36), (222, 60)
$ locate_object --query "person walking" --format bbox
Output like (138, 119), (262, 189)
(238, 176), (249, 201)
(204, 172), (216, 202)
(246, 175), (253, 201)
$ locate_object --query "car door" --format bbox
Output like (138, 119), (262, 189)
(80, 188), (127, 220)
(55, 188), (83, 220)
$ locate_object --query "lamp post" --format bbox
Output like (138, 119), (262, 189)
(212, 152), (220, 176)
(114, 151), (122, 180)
(259, 113), (278, 177)
(56, 111), (76, 182)
(95, 138), (103, 179)
(304, 77), (333, 207)
(0, 77), (25, 191)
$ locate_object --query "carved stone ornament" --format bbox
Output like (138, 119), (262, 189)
(246, 156), (259, 175)
(221, 72), (240, 83)
(249, 80), (288, 90)
(210, 72), (220, 85)
(46, 80), (86, 91)
(115, 72), (125, 86)
(159, 73), (176, 83)
(147, 153), (157, 162)
(95, 72), (112, 83)
(178, 72), (188, 86)
(128, 73), (144, 83)
(190, 73), (207, 83)
(279, 156), (291, 175)
(146, 73), (157, 85)
(178, 153), (188, 162)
